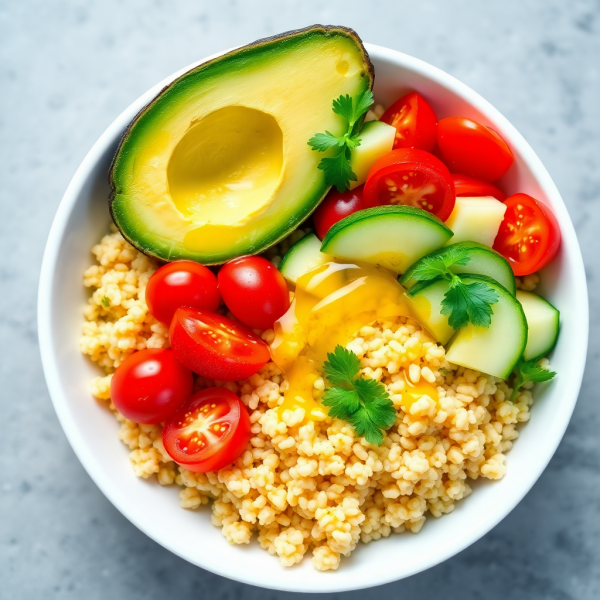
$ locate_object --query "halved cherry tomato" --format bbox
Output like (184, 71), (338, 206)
(363, 148), (455, 221)
(313, 185), (379, 240)
(380, 92), (437, 152)
(146, 261), (220, 326)
(170, 307), (270, 380)
(110, 348), (193, 424)
(453, 174), (506, 202)
(163, 387), (251, 473)
(218, 256), (290, 330)
(493, 193), (561, 276)
(437, 117), (514, 182)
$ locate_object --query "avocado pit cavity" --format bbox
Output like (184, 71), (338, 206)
(168, 106), (284, 226)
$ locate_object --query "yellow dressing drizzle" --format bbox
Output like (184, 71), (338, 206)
(270, 261), (418, 419)
(400, 370), (439, 412)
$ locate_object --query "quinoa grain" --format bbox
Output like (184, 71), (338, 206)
(82, 231), (533, 570)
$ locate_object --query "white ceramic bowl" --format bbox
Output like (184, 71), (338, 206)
(38, 43), (588, 593)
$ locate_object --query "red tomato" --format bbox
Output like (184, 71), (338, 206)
(110, 348), (193, 424)
(170, 307), (270, 380)
(437, 117), (514, 182)
(453, 174), (506, 202)
(363, 148), (455, 221)
(218, 256), (290, 330)
(313, 185), (378, 240)
(146, 261), (220, 326)
(380, 92), (438, 152)
(493, 193), (561, 276)
(163, 387), (251, 472)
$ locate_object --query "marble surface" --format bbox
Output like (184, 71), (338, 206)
(2, 0), (599, 598)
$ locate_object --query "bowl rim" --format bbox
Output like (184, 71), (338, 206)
(38, 41), (589, 592)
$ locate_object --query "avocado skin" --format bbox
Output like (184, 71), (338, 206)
(108, 25), (374, 264)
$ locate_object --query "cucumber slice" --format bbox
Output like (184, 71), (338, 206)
(445, 275), (527, 379)
(401, 241), (516, 295)
(349, 121), (396, 190)
(279, 233), (331, 284)
(320, 205), (453, 274)
(406, 279), (456, 344)
(444, 197), (507, 247)
(517, 290), (560, 361)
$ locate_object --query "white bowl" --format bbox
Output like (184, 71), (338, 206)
(38, 42), (588, 593)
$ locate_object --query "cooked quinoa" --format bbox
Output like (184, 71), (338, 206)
(81, 227), (541, 571)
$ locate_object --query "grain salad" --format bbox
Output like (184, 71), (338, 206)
(81, 228), (542, 570)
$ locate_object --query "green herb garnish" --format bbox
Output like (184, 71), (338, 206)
(510, 359), (556, 402)
(321, 345), (396, 445)
(101, 295), (110, 307)
(308, 89), (374, 192)
(410, 246), (499, 329)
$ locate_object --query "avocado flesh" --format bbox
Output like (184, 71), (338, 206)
(109, 26), (373, 264)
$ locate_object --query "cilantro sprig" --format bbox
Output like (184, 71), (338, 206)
(410, 246), (499, 329)
(509, 359), (556, 402)
(308, 89), (374, 192)
(321, 346), (396, 445)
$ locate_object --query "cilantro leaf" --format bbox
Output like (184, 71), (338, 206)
(441, 280), (498, 329)
(350, 89), (374, 130)
(410, 257), (449, 282)
(463, 281), (499, 327)
(308, 131), (345, 152)
(441, 283), (469, 329)
(510, 358), (557, 401)
(332, 94), (355, 122)
(442, 245), (473, 267)
(321, 346), (396, 445)
(411, 247), (498, 330)
(323, 344), (361, 386)
(317, 147), (357, 192)
(101, 295), (110, 307)
(411, 246), (471, 282)
(322, 387), (360, 420)
(308, 89), (374, 192)
(354, 378), (396, 429)
(519, 360), (557, 382)
(352, 405), (385, 446)
(332, 89), (374, 128)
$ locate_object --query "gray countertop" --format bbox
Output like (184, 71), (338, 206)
(2, 1), (599, 598)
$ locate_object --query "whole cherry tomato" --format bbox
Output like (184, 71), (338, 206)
(363, 148), (455, 221)
(493, 193), (561, 276)
(453, 174), (506, 201)
(380, 92), (437, 152)
(110, 348), (193, 424)
(313, 185), (379, 240)
(437, 117), (514, 182)
(218, 256), (290, 330)
(163, 387), (251, 473)
(170, 307), (270, 380)
(146, 261), (220, 326)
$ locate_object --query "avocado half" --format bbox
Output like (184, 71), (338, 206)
(109, 25), (374, 264)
